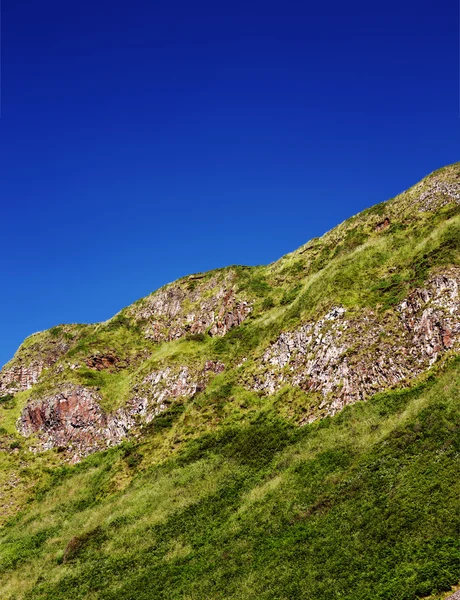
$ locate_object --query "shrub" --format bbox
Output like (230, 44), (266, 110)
(0, 394), (14, 404)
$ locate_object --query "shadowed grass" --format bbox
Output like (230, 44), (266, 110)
(0, 358), (458, 600)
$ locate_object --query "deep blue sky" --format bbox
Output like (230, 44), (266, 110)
(0, 0), (459, 366)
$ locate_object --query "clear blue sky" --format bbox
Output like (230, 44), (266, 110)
(0, 0), (459, 367)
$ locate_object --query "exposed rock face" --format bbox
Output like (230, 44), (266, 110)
(0, 363), (45, 396)
(18, 360), (225, 460)
(398, 271), (459, 359)
(252, 269), (460, 420)
(127, 360), (226, 424)
(416, 180), (460, 212)
(11, 266), (460, 458)
(375, 217), (390, 231)
(6, 167), (460, 463)
(127, 272), (252, 342)
(84, 354), (120, 371)
(0, 334), (76, 396)
(14, 268), (460, 457)
(18, 386), (119, 459)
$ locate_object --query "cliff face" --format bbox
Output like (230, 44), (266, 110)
(2, 163), (460, 461)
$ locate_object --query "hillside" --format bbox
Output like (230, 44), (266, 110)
(0, 163), (459, 599)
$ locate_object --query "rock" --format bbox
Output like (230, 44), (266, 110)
(417, 181), (460, 212)
(0, 363), (45, 396)
(17, 360), (226, 460)
(84, 354), (120, 371)
(132, 360), (226, 423)
(0, 330), (79, 396)
(17, 386), (119, 461)
(127, 271), (252, 342)
(252, 268), (460, 420)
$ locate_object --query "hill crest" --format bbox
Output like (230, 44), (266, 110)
(0, 162), (459, 463)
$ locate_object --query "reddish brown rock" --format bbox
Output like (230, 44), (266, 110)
(0, 333), (76, 396)
(17, 360), (226, 460)
(0, 363), (45, 396)
(84, 354), (120, 371)
(204, 360), (225, 374)
(209, 301), (252, 337)
(17, 386), (122, 460)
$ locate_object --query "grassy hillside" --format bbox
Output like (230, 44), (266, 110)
(0, 163), (459, 599)
(0, 357), (459, 599)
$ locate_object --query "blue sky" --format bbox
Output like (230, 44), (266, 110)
(0, 0), (459, 366)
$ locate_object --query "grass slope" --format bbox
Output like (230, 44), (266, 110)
(0, 357), (459, 599)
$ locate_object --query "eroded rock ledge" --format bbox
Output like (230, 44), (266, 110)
(18, 386), (117, 458)
(252, 268), (460, 420)
(0, 363), (46, 397)
(0, 331), (79, 396)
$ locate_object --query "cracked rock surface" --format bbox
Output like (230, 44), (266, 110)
(252, 268), (460, 420)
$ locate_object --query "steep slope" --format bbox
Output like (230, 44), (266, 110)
(0, 163), (459, 599)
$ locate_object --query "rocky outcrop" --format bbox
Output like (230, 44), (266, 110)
(416, 180), (460, 212)
(14, 267), (460, 456)
(398, 271), (459, 358)
(0, 363), (46, 396)
(127, 272), (252, 342)
(17, 360), (225, 460)
(252, 269), (460, 420)
(0, 330), (79, 396)
(6, 166), (460, 462)
(84, 354), (120, 371)
(126, 360), (226, 424)
(375, 217), (390, 231)
(18, 386), (119, 459)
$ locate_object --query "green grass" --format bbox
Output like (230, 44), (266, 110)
(0, 358), (459, 599)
